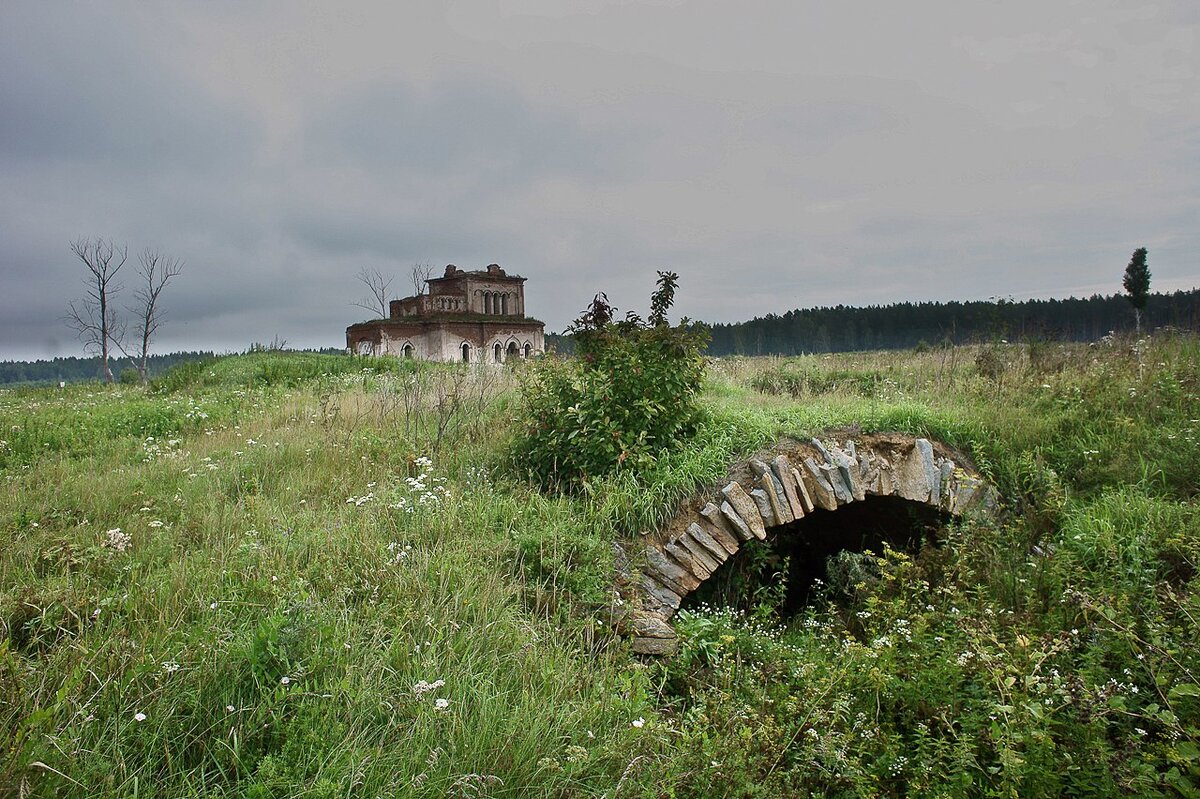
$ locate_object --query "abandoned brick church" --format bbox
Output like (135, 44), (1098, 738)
(345, 263), (545, 363)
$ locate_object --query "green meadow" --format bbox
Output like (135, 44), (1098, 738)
(3, 334), (1199, 797)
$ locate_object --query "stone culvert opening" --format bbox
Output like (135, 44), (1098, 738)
(684, 495), (953, 617)
(616, 433), (998, 655)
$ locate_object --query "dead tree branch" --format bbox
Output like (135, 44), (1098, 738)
(353, 267), (393, 318)
(65, 238), (127, 383)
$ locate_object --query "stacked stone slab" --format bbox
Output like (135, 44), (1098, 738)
(622, 435), (996, 654)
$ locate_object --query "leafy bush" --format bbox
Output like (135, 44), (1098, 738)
(513, 272), (709, 489)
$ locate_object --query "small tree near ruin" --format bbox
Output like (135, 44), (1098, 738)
(353, 267), (394, 319)
(411, 262), (434, 296)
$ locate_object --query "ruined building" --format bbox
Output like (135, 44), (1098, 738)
(346, 264), (545, 363)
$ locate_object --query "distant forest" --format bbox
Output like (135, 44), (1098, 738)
(546, 289), (1200, 356)
(0, 348), (347, 387)
(0, 351), (218, 386)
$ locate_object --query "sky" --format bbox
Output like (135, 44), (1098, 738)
(1, 1), (1197, 361)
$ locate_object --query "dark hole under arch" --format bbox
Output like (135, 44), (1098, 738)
(683, 495), (953, 617)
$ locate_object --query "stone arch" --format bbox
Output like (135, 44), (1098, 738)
(501, 293), (509, 315)
(493, 342), (503, 362)
(402, 342), (414, 359)
(461, 342), (472, 362)
(619, 434), (998, 654)
(356, 338), (374, 356)
(523, 341), (533, 358)
(506, 339), (519, 359)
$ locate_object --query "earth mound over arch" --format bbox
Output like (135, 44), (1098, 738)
(617, 432), (998, 655)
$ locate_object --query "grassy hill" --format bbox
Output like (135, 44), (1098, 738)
(2, 336), (1199, 797)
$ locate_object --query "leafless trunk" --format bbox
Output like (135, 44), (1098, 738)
(65, 238), (127, 383)
(411, 262), (433, 296)
(353, 267), (393, 318)
(127, 249), (184, 383)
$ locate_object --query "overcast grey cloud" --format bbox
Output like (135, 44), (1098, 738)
(1, 0), (1197, 360)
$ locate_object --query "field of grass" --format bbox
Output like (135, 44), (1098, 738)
(2, 335), (1198, 797)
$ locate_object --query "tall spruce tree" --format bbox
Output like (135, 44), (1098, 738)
(1123, 247), (1151, 334)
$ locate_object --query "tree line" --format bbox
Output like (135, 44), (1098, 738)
(702, 289), (1200, 356)
(0, 351), (217, 387)
(545, 289), (1199, 357)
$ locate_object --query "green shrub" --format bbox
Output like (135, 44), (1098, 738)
(513, 272), (709, 489)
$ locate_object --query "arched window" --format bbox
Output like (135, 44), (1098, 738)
(493, 342), (503, 362)
(403, 343), (414, 359)
(461, 342), (471, 362)
(501, 294), (508, 315)
(484, 292), (493, 314)
(524, 342), (532, 358)
(507, 341), (518, 359)
(356, 339), (374, 356)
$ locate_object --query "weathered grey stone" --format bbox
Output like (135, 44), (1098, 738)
(644, 546), (699, 592)
(640, 575), (682, 611)
(642, 563), (687, 598)
(802, 458), (839, 511)
(876, 461), (897, 495)
(687, 523), (729, 564)
(674, 534), (722, 574)
(626, 612), (675, 638)
(611, 542), (633, 587)
(757, 475), (789, 526)
(751, 460), (793, 523)
(949, 474), (978, 514)
(722, 482), (766, 539)
(665, 541), (712, 579)
(750, 488), (776, 526)
(861, 452), (884, 495)
(828, 446), (864, 501)
(699, 502), (738, 548)
(749, 459), (773, 478)
(822, 463), (854, 504)
(939, 460), (955, 507)
(918, 439), (940, 498)
(894, 444), (933, 503)
(632, 635), (678, 655)
(772, 455), (805, 519)
(698, 515), (740, 555)
(791, 467), (816, 512)
(811, 437), (833, 462)
(720, 500), (755, 541)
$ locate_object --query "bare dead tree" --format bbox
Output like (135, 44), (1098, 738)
(411, 262), (434, 296)
(125, 249), (184, 384)
(65, 238), (127, 383)
(353, 267), (394, 318)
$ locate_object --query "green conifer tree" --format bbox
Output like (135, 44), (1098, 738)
(1122, 247), (1151, 333)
